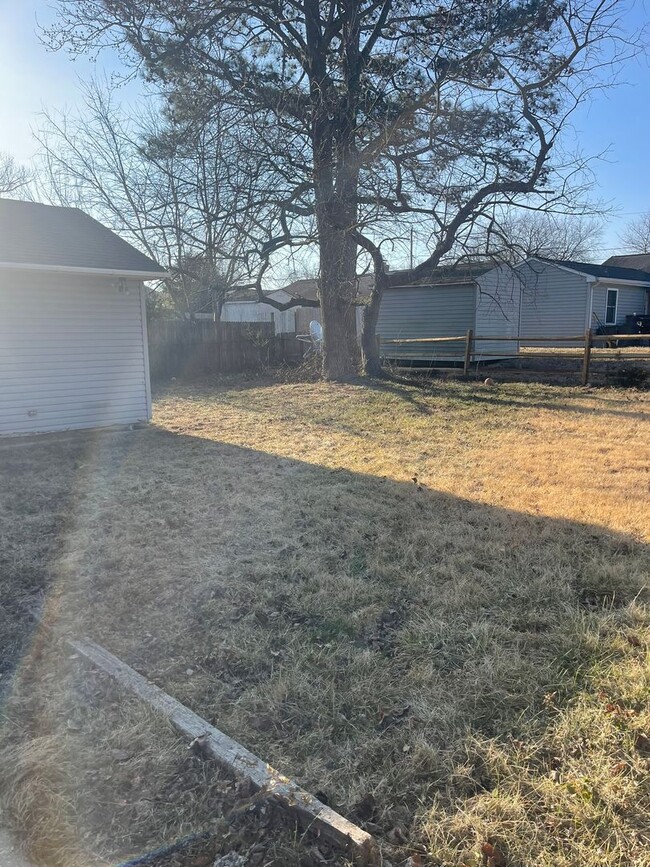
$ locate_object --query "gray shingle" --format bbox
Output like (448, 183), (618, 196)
(603, 253), (650, 271)
(0, 199), (165, 274)
(538, 256), (650, 283)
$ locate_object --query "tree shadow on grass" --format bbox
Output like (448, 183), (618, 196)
(0, 426), (648, 865)
(365, 371), (649, 420)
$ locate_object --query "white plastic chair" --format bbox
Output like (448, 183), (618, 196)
(297, 320), (324, 356)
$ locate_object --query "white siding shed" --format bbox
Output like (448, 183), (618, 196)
(0, 200), (165, 436)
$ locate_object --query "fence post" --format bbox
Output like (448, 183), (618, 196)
(581, 328), (593, 385)
(463, 328), (474, 376)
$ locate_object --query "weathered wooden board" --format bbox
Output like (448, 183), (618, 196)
(70, 638), (379, 865)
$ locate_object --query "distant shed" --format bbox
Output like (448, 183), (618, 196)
(0, 199), (165, 436)
(377, 265), (520, 362)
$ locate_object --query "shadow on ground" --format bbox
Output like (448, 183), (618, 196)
(0, 424), (648, 866)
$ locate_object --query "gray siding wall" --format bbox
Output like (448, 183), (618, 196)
(377, 285), (475, 359)
(474, 266), (521, 356)
(591, 285), (648, 329)
(518, 261), (589, 345)
(0, 270), (150, 435)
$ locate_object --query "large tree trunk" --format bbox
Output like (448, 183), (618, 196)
(307, 0), (361, 381)
(319, 218), (359, 380)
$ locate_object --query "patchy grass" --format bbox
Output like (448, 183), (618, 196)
(1, 377), (649, 867)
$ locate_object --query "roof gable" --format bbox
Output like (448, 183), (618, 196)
(0, 199), (165, 275)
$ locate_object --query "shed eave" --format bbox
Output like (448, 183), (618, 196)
(0, 261), (167, 279)
(593, 276), (650, 288)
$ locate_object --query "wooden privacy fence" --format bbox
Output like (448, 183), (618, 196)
(379, 328), (650, 384)
(148, 319), (279, 379)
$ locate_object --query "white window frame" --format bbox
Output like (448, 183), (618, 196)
(605, 288), (618, 325)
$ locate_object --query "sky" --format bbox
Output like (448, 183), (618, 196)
(1, 0), (649, 261)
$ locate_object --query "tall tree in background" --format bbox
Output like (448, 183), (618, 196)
(36, 84), (284, 319)
(478, 213), (604, 263)
(49, 0), (635, 378)
(620, 210), (650, 254)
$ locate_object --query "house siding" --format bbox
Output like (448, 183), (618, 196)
(518, 261), (589, 345)
(219, 300), (296, 333)
(377, 285), (475, 359)
(591, 285), (648, 329)
(0, 270), (150, 435)
(474, 267), (521, 356)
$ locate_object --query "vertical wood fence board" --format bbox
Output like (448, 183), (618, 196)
(148, 320), (285, 379)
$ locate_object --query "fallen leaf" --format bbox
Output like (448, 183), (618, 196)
(627, 634), (643, 648)
(481, 842), (506, 866)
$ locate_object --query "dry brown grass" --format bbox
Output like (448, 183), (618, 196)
(1, 376), (649, 867)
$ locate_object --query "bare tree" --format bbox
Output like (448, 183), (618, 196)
(36, 83), (280, 319)
(620, 211), (650, 254)
(48, 1), (637, 378)
(470, 212), (605, 264)
(0, 153), (30, 198)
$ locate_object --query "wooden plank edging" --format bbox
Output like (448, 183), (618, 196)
(70, 639), (379, 865)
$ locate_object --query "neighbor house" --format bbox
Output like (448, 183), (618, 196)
(219, 276), (373, 335)
(376, 257), (650, 363)
(479, 257), (650, 345)
(603, 252), (650, 271)
(0, 199), (165, 436)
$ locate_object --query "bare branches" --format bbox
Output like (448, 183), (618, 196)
(620, 210), (650, 254)
(0, 153), (31, 198)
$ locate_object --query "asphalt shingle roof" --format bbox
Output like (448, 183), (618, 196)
(539, 257), (650, 283)
(0, 199), (165, 274)
(603, 253), (650, 271)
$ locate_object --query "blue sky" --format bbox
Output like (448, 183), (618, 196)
(1, 0), (649, 259)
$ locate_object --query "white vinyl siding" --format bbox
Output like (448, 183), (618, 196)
(377, 285), (475, 359)
(591, 284), (648, 329)
(0, 270), (150, 435)
(517, 261), (589, 345)
(219, 301), (297, 333)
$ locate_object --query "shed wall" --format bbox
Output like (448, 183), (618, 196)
(377, 285), (475, 359)
(0, 270), (150, 435)
(474, 267), (521, 356)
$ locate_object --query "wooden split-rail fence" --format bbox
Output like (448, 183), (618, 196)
(378, 328), (650, 384)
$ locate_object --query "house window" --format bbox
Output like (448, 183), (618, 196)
(605, 288), (618, 325)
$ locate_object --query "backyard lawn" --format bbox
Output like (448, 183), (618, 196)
(1, 376), (649, 867)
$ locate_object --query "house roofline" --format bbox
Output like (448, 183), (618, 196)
(520, 256), (650, 287)
(0, 261), (167, 279)
(517, 257), (597, 280)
